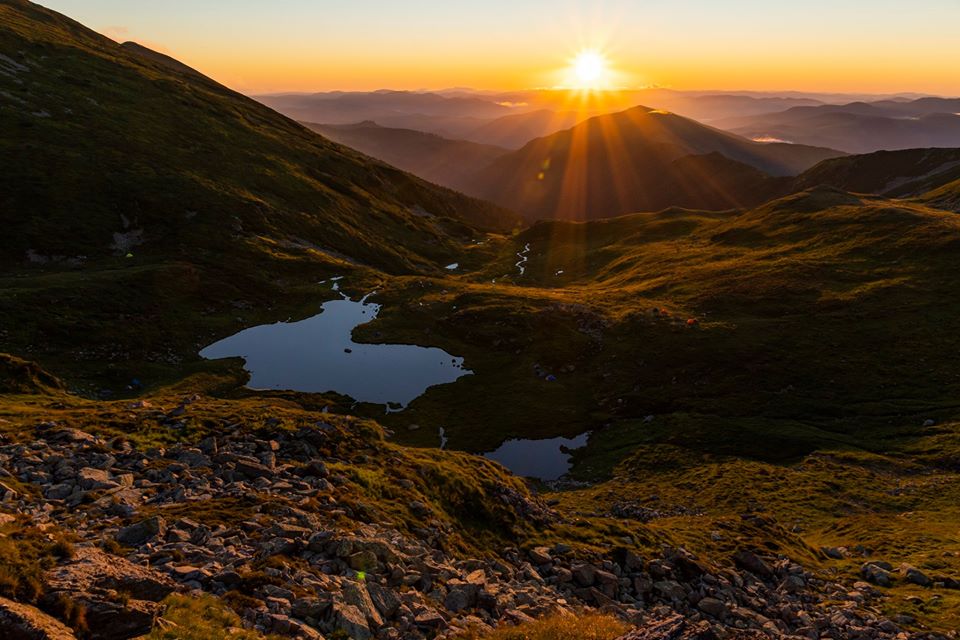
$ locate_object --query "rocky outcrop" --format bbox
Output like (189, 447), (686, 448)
(0, 597), (77, 640)
(41, 548), (175, 640)
(614, 613), (772, 639)
(0, 416), (954, 640)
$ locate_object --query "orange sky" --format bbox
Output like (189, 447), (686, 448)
(39, 0), (960, 96)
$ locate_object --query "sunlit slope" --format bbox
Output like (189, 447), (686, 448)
(467, 106), (843, 220)
(0, 0), (516, 273)
(386, 187), (960, 457)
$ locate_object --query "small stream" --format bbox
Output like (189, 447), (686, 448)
(515, 243), (530, 275)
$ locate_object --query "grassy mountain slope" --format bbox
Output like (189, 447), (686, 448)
(0, 0), (518, 389)
(467, 106), (843, 220)
(791, 148), (960, 203)
(304, 120), (509, 193)
(0, 0), (515, 270)
(365, 188), (960, 471)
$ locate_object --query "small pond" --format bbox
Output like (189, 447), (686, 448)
(200, 292), (471, 408)
(484, 432), (589, 481)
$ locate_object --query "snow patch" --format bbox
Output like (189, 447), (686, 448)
(409, 205), (436, 219)
(111, 229), (145, 254)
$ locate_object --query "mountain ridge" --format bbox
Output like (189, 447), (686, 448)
(303, 120), (510, 194)
(466, 105), (843, 220)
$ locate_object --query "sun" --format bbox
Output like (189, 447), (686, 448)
(568, 49), (609, 90)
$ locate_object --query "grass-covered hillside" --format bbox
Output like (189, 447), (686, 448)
(791, 148), (960, 203)
(362, 187), (960, 472)
(0, 0), (518, 391)
(0, 0), (515, 269)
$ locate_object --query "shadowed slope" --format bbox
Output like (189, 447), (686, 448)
(304, 120), (509, 193)
(0, 0), (517, 390)
(791, 148), (960, 207)
(0, 0), (517, 273)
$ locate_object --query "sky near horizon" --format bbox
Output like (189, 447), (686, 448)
(38, 0), (960, 96)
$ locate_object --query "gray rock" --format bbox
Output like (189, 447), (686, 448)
(341, 581), (383, 629)
(653, 580), (686, 600)
(45, 483), (74, 501)
(330, 603), (371, 640)
(44, 547), (176, 602)
(444, 580), (479, 612)
(292, 597), (329, 621)
(413, 610), (446, 629)
(697, 596), (728, 618)
(0, 596), (77, 640)
(348, 551), (378, 573)
(899, 564), (931, 587)
(732, 550), (774, 578)
(117, 517), (166, 545)
(234, 459), (274, 479)
(821, 546), (848, 559)
(861, 562), (894, 587)
(367, 583), (400, 619)
(572, 563), (597, 587)
(528, 547), (552, 565)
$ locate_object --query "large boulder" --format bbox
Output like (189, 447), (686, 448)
(899, 563), (931, 587)
(42, 547), (176, 640)
(328, 603), (371, 640)
(116, 517), (166, 546)
(0, 597), (77, 640)
(366, 583), (400, 619)
(76, 469), (118, 492)
(861, 561), (894, 587)
(340, 581), (382, 629)
(443, 579), (479, 612)
(732, 551), (773, 579)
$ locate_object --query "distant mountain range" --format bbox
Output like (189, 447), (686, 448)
(257, 88), (943, 150)
(464, 106), (844, 220)
(459, 109), (587, 149)
(287, 91), (960, 223)
(715, 99), (960, 153)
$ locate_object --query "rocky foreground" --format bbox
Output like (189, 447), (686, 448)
(0, 398), (955, 640)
